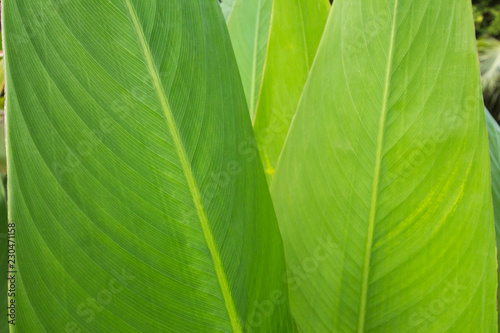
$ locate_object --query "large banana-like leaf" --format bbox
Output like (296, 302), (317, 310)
(485, 108), (500, 330)
(252, 0), (330, 180)
(4, 1), (296, 332)
(225, 0), (272, 118)
(271, 0), (498, 331)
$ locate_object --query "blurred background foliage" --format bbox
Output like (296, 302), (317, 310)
(474, 0), (500, 39)
(474, 0), (500, 122)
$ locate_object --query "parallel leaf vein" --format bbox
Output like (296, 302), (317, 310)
(124, 1), (242, 332)
(357, 1), (399, 331)
(250, 0), (263, 116)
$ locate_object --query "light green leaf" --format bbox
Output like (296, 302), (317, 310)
(225, 0), (272, 118)
(485, 108), (500, 330)
(253, 0), (330, 180)
(220, 0), (236, 20)
(271, 0), (498, 332)
(4, 1), (295, 332)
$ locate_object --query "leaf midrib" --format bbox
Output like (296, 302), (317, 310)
(357, 1), (399, 332)
(295, 0), (310, 70)
(250, 0), (263, 117)
(124, 2), (242, 332)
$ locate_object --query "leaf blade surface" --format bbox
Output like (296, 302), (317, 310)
(271, 1), (498, 331)
(4, 1), (295, 332)
(225, 0), (272, 118)
(253, 0), (330, 179)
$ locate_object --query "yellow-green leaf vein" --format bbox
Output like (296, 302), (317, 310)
(124, 1), (242, 331)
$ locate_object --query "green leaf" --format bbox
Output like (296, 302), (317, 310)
(0, 57), (5, 114)
(485, 108), (500, 329)
(0, 58), (5, 96)
(220, 0), (236, 20)
(0, 112), (5, 178)
(253, 0), (330, 180)
(271, 0), (498, 331)
(225, 0), (272, 118)
(4, 1), (295, 332)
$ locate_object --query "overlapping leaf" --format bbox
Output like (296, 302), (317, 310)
(220, 0), (236, 20)
(4, 0), (295, 331)
(224, 0), (272, 118)
(271, 0), (498, 331)
(253, 0), (330, 180)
